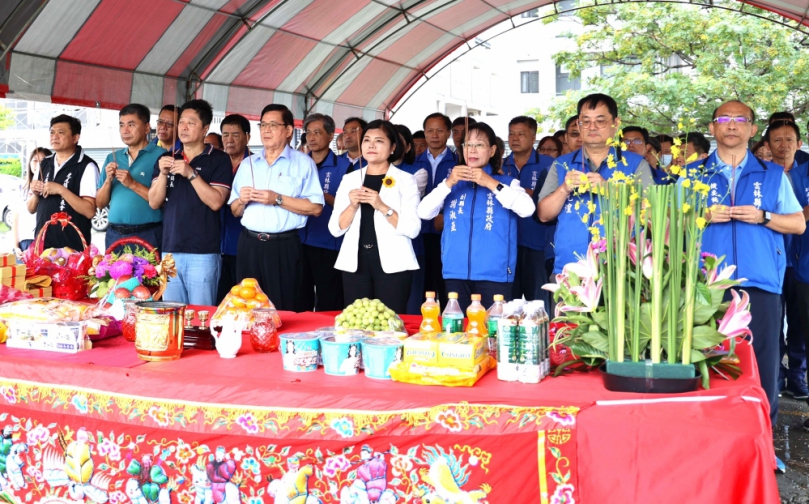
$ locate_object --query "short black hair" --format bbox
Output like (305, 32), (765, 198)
(412, 130), (425, 140)
(680, 132), (711, 155)
(423, 112), (451, 131)
(564, 116), (579, 131)
(395, 124), (416, 165)
(769, 111), (795, 124)
(221, 114), (250, 135)
(344, 116), (367, 130)
(50, 114), (81, 136)
(553, 129), (566, 139)
(764, 120), (802, 143)
(119, 103), (150, 125)
(206, 132), (223, 148)
(160, 104), (179, 114)
(647, 137), (661, 154)
(577, 93), (619, 119)
(452, 116), (477, 128)
(656, 134), (674, 145)
(509, 115), (538, 132)
(622, 126), (649, 144)
(180, 99), (213, 127)
(363, 120), (405, 163)
(712, 100), (756, 124)
(465, 122), (503, 174)
(261, 104), (294, 127)
(303, 113), (336, 136)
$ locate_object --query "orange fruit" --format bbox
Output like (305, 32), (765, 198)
(242, 278), (258, 288)
(239, 287), (256, 299)
(230, 285), (240, 296)
(246, 299), (262, 309)
(230, 298), (246, 308)
(255, 293), (269, 303)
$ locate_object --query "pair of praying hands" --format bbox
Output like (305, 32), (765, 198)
(29, 179), (65, 198)
(104, 162), (136, 188)
(349, 187), (384, 210)
(157, 156), (195, 179)
(238, 186), (280, 206)
(446, 165), (496, 190)
(562, 169), (605, 193)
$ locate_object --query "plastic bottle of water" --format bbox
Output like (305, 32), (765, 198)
(441, 292), (464, 334)
(485, 294), (505, 360)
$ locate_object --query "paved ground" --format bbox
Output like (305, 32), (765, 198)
(776, 395), (809, 502)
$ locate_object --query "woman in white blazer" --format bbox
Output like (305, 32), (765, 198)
(329, 120), (421, 313)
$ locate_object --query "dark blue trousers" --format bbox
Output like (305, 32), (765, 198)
(779, 268), (807, 386)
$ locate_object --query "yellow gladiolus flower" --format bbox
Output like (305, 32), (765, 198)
(581, 214), (589, 223)
(587, 200), (596, 213)
(682, 203), (691, 213)
(696, 216), (707, 229)
(686, 152), (698, 163)
(682, 178), (691, 188)
(621, 142), (628, 150)
(673, 137), (683, 146)
(624, 205), (633, 216)
(575, 201), (581, 211)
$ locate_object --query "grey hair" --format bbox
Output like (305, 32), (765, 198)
(303, 113), (336, 136)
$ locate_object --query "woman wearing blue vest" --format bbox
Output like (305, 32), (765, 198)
(417, 122), (534, 312)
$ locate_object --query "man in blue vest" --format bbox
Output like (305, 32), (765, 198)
(537, 93), (653, 275)
(412, 112), (458, 304)
(504, 116), (553, 302)
(762, 117), (809, 400)
(298, 113), (349, 311)
(340, 117), (367, 171)
(693, 100), (804, 470)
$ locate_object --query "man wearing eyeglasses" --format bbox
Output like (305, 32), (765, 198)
(298, 113), (349, 311)
(562, 116), (582, 156)
(537, 93), (653, 276)
(229, 104), (324, 311)
(622, 126), (671, 186)
(692, 101), (805, 464)
(503, 116), (553, 303)
(153, 105), (182, 152)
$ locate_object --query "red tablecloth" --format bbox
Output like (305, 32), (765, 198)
(0, 311), (778, 503)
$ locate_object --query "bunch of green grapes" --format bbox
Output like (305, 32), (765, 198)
(336, 298), (401, 331)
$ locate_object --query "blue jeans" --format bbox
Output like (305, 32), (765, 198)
(162, 253), (221, 306)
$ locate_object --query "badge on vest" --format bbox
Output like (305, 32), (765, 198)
(753, 182), (762, 209)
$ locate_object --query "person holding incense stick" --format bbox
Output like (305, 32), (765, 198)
(229, 104), (324, 312)
(29, 114), (99, 250)
(97, 103), (165, 251)
(149, 99), (233, 306)
(298, 113), (350, 312)
(417, 121), (534, 312)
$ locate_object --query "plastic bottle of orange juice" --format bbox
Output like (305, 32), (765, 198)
(465, 294), (488, 336)
(419, 291), (441, 334)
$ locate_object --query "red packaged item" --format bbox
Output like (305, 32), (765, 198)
(0, 285), (33, 304)
(549, 322), (580, 371)
(26, 213), (92, 301)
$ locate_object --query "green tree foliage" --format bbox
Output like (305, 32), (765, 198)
(527, 1), (809, 136)
(0, 106), (12, 131)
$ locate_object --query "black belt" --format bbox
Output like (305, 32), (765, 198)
(110, 221), (161, 234)
(244, 229), (298, 241)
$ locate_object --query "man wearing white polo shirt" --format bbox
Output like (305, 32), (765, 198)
(230, 104), (324, 311)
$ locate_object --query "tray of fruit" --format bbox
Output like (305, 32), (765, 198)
(212, 278), (281, 329)
(335, 298), (405, 333)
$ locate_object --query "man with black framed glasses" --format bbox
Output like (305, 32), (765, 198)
(537, 93), (654, 277)
(688, 101), (805, 472)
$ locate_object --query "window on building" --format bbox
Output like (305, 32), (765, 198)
(521, 71), (539, 93)
(556, 65), (580, 95)
(521, 8), (539, 18)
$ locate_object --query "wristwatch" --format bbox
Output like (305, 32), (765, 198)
(188, 171), (198, 182)
(275, 194), (284, 206)
(495, 183), (505, 193)
(762, 210), (772, 225)
(384, 208), (394, 218)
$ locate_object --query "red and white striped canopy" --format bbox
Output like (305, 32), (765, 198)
(1, 0), (806, 124)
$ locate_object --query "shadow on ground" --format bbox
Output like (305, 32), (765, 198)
(776, 395), (809, 503)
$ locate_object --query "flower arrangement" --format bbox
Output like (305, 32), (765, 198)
(87, 246), (160, 299)
(544, 134), (752, 389)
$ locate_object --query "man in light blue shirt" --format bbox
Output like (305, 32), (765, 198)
(230, 104), (324, 311)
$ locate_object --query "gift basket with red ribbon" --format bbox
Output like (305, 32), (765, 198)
(24, 213), (92, 300)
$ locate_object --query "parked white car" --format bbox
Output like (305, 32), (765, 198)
(0, 174), (22, 228)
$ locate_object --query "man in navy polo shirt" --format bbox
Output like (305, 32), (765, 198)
(503, 116), (553, 302)
(96, 103), (165, 251)
(216, 114), (251, 304)
(148, 99), (233, 306)
(690, 100), (804, 465)
(298, 113), (349, 311)
(412, 112), (458, 305)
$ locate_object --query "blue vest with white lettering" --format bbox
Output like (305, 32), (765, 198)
(413, 149), (458, 234)
(552, 147), (643, 274)
(788, 162), (809, 282)
(441, 164), (519, 282)
(503, 149), (554, 251)
(300, 151), (349, 250)
(696, 151), (785, 294)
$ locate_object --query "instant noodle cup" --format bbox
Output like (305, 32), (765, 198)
(321, 335), (363, 376)
(361, 337), (403, 380)
(279, 332), (320, 372)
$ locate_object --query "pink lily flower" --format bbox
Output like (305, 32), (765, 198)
(564, 276), (603, 313)
(716, 289), (752, 339)
(542, 273), (568, 294)
(627, 239), (653, 279)
(706, 265), (746, 289)
(564, 245), (600, 280)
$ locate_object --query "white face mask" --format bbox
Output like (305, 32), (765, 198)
(660, 154), (672, 167)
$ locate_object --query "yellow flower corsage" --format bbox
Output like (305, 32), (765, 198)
(382, 176), (396, 188)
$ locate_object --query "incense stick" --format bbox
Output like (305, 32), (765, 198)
(730, 154), (736, 206)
